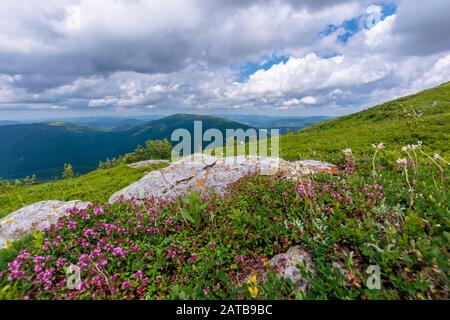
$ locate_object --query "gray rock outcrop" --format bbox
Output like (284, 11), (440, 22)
(0, 200), (91, 248)
(109, 154), (337, 203)
(127, 159), (170, 168)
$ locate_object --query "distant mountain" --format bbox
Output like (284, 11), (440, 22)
(0, 120), (21, 126)
(219, 115), (332, 133)
(77, 117), (150, 130)
(109, 119), (147, 131)
(0, 114), (252, 180)
(256, 117), (333, 133)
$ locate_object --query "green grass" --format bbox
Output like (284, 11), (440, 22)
(279, 81), (450, 162)
(0, 163), (168, 218)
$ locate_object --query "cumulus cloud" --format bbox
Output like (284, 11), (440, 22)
(0, 0), (449, 118)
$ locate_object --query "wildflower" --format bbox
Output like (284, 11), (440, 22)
(133, 270), (143, 280)
(81, 213), (91, 220)
(203, 287), (210, 296)
(247, 274), (257, 284)
(342, 148), (352, 156)
(137, 286), (145, 296)
(167, 251), (176, 259)
(43, 239), (51, 251)
(121, 281), (131, 290)
(189, 253), (197, 262)
(165, 217), (173, 225)
(209, 242), (217, 251)
(34, 263), (44, 273)
(433, 154), (441, 160)
(112, 247), (125, 257)
(56, 258), (67, 267)
(396, 158), (407, 166)
(372, 142), (385, 150)
(93, 206), (104, 216)
(248, 286), (259, 299)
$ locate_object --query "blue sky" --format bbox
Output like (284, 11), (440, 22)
(0, 0), (449, 119)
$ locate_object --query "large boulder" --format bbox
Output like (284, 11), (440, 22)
(0, 200), (91, 248)
(109, 154), (337, 203)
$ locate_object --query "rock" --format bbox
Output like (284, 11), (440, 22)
(109, 154), (337, 203)
(0, 200), (91, 248)
(269, 246), (315, 293)
(127, 159), (170, 169)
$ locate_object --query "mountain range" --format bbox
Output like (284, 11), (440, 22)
(0, 114), (253, 180)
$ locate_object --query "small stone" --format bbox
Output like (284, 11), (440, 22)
(269, 246), (315, 294)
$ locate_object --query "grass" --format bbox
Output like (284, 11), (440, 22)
(0, 163), (168, 218)
(279, 81), (450, 161)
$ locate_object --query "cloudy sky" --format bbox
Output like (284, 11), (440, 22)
(0, 0), (450, 120)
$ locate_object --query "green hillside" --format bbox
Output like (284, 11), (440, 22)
(280, 82), (450, 161)
(0, 162), (168, 218)
(0, 114), (252, 180)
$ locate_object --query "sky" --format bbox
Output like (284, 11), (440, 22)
(0, 0), (450, 120)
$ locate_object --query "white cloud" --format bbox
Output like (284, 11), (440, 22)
(300, 96), (317, 105)
(282, 96), (317, 106)
(1, 0), (450, 118)
(231, 53), (396, 97)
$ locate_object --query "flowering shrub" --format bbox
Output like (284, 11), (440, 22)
(0, 148), (448, 300)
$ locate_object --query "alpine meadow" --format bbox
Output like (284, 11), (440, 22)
(0, 0), (449, 308)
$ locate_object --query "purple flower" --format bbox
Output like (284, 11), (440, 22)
(189, 253), (197, 262)
(34, 263), (44, 273)
(121, 281), (131, 290)
(167, 251), (176, 259)
(99, 260), (108, 267)
(81, 213), (91, 220)
(134, 270), (143, 280)
(93, 206), (104, 216)
(209, 242), (216, 251)
(56, 258), (67, 267)
(112, 247), (127, 257)
(43, 239), (51, 251)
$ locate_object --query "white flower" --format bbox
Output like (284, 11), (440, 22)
(372, 143), (385, 150)
(342, 148), (352, 156)
(401, 146), (409, 152)
(433, 154), (441, 160)
(397, 158), (407, 165)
